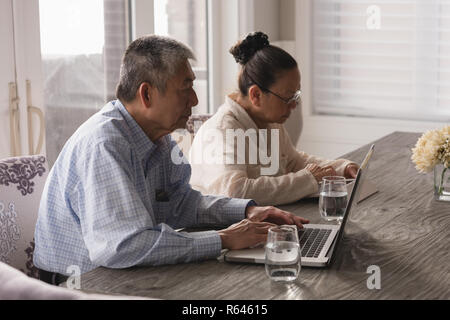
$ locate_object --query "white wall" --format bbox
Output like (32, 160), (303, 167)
(253, 0), (295, 41)
(254, 0), (279, 40)
(280, 0), (295, 40)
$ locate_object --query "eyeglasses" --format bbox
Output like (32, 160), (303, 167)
(265, 88), (302, 105)
(247, 74), (301, 105)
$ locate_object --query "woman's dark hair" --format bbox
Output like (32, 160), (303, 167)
(229, 31), (298, 96)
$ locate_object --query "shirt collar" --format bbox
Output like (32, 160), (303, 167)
(113, 99), (158, 161)
(224, 95), (280, 146)
(225, 95), (260, 131)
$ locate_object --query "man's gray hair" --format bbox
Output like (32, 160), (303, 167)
(116, 35), (195, 102)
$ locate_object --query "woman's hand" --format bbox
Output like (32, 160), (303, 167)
(344, 163), (359, 179)
(305, 163), (337, 183)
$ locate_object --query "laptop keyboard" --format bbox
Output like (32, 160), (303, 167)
(298, 228), (332, 258)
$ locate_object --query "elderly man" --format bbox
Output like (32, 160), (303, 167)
(34, 35), (309, 284)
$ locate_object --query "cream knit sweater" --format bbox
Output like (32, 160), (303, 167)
(189, 95), (352, 206)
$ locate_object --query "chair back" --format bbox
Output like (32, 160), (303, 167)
(0, 155), (48, 278)
(185, 114), (212, 135)
(171, 114), (212, 159)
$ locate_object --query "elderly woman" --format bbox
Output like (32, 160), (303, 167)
(189, 32), (358, 205)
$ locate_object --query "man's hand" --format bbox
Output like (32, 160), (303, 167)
(344, 163), (359, 179)
(305, 163), (337, 183)
(218, 206), (310, 250)
(246, 206), (309, 230)
(218, 219), (274, 250)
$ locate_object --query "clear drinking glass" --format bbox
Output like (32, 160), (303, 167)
(265, 225), (301, 282)
(319, 176), (348, 225)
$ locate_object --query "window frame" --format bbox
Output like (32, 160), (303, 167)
(131, 0), (214, 114)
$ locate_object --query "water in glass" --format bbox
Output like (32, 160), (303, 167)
(265, 225), (301, 282)
(319, 176), (348, 224)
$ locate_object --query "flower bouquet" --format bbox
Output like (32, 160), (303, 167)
(411, 125), (450, 201)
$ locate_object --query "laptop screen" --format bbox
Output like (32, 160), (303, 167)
(328, 144), (374, 265)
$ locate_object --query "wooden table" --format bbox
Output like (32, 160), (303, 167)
(74, 132), (450, 300)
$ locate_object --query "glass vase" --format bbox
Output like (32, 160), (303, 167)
(434, 163), (450, 201)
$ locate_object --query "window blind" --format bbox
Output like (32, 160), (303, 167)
(312, 0), (450, 121)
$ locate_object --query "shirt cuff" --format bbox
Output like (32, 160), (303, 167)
(246, 199), (258, 207)
(219, 198), (252, 225)
(245, 199), (258, 218)
(188, 230), (223, 261)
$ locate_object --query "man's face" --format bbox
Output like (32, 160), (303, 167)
(151, 60), (198, 134)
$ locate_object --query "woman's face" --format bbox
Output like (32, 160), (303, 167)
(257, 67), (301, 124)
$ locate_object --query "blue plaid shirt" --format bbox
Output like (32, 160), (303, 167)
(34, 100), (251, 275)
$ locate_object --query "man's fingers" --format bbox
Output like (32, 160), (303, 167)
(251, 207), (309, 232)
(274, 211), (310, 227)
(253, 221), (275, 230)
(255, 224), (274, 233)
(292, 216), (309, 229)
(259, 221), (276, 227)
(295, 216), (310, 224)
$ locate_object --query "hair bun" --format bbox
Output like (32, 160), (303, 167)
(229, 31), (270, 65)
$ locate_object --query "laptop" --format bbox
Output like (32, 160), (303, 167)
(224, 144), (376, 267)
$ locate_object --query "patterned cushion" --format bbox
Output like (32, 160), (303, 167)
(0, 155), (48, 278)
(172, 114), (212, 159)
(185, 114), (212, 134)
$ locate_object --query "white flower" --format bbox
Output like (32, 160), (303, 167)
(411, 126), (450, 173)
(437, 137), (450, 168)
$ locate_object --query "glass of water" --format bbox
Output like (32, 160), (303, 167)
(265, 225), (301, 282)
(319, 176), (348, 224)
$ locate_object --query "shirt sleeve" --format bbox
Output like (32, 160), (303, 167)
(164, 137), (249, 228)
(73, 139), (228, 268)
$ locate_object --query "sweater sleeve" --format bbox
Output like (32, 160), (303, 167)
(282, 126), (354, 176)
(205, 166), (319, 206)
(188, 106), (355, 206)
(190, 120), (320, 206)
